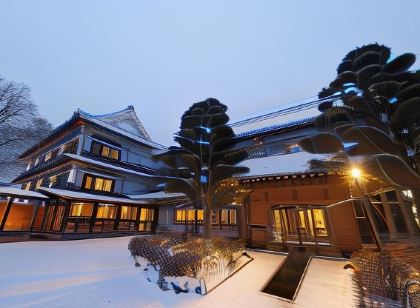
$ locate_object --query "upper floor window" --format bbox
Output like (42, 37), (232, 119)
(22, 182), (31, 191)
(35, 178), (43, 189)
(83, 174), (114, 192)
(45, 152), (52, 162)
(90, 141), (120, 161)
(62, 139), (78, 154)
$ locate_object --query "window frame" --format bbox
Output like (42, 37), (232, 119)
(90, 140), (121, 161)
(82, 173), (115, 193)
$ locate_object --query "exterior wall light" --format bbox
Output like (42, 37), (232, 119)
(351, 167), (361, 179)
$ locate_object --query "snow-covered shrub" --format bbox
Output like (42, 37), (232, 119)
(129, 235), (251, 295)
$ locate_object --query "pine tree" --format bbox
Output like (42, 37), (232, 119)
(154, 98), (249, 238)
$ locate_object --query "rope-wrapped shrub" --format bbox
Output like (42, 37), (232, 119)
(128, 235), (252, 295)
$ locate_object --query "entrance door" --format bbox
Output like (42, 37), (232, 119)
(272, 206), (329, 246)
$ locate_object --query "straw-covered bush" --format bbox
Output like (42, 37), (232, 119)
(128, 235), (251, 295)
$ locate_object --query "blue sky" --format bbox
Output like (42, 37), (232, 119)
(1, 0), (419, 145)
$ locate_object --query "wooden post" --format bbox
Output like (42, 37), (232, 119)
(61, 200), (71, 234)
(152, 205), (159, 233)
(89, 202), (99, 233)
(0, 197), (15, 230)
(29, 200), (41, 232)
(49, 205), (59, 231)
(40, 204), (49, 232)
(135, 206), (141, 230)
(113, 205), (122, 230)
(380, 192), (398, 239)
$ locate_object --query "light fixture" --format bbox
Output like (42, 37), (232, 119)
(351, 167), (361, 179)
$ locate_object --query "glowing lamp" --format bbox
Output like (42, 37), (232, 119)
(351, 168), (361, 179)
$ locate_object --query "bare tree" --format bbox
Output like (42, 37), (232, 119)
(0, 76), (52, 182)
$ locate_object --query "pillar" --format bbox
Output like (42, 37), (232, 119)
(380, 192), (399, 239)
(396, 189), (420, 237)
(0, 197), (15, 230)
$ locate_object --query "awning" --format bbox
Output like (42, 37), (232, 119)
(0, 186), (49, 200)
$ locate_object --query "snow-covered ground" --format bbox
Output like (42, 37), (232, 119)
(0, 237), (355, 308)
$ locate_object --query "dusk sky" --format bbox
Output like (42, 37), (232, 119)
(1, 0), (419, 145)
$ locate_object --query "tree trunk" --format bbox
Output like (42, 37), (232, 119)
(202, 199), (212, 238)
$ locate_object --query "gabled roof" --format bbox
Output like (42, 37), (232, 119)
(19, 106), (165, 159)
(78, 105), (151, 141)
(229, 97), (323, 138)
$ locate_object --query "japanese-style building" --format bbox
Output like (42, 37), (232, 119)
(0, 106), (186, 240)
(0, 102), (419, 256)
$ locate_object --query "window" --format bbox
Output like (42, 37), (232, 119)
(139, 208), (154, 221)
(22, 182), (31, 191)
(220, 209), (237, 225)
(83, 174), (114, 192)
(120, 206), (137, 220)
(96, 204), (116, 219)
(63, 139), (78, 154)
(45, 152), (52, 162)
(138, 208), (154, 231)
(35, 178), (43, 188)
(49, 176), (57, 188)
(90, 141), (120, 161)
(70, 202), (93, 216)
(175, 209), (203, 224)
(34, 158), (40, 166)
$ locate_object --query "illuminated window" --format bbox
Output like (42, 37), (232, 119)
(95, 178), (104, 191)
(45, 152), (52, 161)
(220, 209), (237, 225)
(84, 176), (93, 189)
(101, 146), (110, 157)
(49, 176), (57, 188)
(34, 158), (40, 166)
(35, 179), (43, 188)
(140, 208), (154, 221)
(110, 149), (119, 160)
(103, 180), (113, 192)
(70, 202), (93, 216)
(120, 206), (137, 220)
(22, 182), (31, 191)
(175, 209), (203, 224)
(83, 174), (114, 192)
(312, 209), (328, 236)
(91, 141), (120, 161)
(96, 204), (116, 219)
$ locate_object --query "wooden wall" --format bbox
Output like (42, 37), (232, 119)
(244, 174), (362, 255)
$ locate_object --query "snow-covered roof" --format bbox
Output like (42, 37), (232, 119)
(63, 153), (157, 179)
(127, 191), (186, 200)
(238, 151), (329, 178)
(230, 97), (322, 137)
(38, 187), (150, 205)
(78, 106), (165, 149)
(19, 106), (165, 159)
(0, 186), (49, 199)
